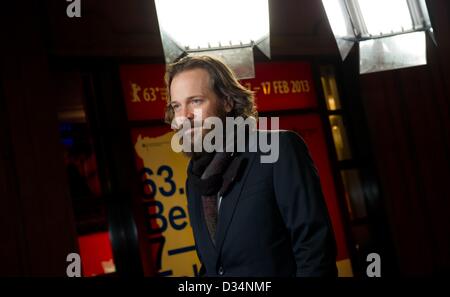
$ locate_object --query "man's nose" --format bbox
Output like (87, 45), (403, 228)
(180, 106), (194, 120)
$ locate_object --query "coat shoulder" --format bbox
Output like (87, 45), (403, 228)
(256, 129), (306, 151)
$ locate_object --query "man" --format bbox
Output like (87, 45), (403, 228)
(165, 55), (337, 277)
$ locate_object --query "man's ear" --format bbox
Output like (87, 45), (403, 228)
(224, 97), (234, 113)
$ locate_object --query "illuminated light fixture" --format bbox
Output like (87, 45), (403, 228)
(154, 0), (271, 79)
(321, 0), (435, 74)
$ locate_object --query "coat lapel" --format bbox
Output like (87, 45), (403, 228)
(214, 150), (257, 252)
(189, 177), (219, 258)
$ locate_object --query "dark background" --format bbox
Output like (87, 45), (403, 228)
(0, 0), (449, 276)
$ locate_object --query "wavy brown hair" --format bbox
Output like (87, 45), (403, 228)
(164, 55), (258, 124)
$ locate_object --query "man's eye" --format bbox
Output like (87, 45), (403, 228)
(172, 105), (180, 111)
(191, 99), (203, 105)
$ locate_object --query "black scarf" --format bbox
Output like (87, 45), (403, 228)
(188, 151), (239, 245)
(190, 152), (234, 194)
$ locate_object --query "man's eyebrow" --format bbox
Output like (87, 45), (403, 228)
(186, 95), (204, 100)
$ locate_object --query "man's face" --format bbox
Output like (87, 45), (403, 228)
(169, 68), (231, 152)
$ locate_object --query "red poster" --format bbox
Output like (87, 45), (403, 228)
(120, 64), (168, 121)
(78, 232), (115, 276)
(241, 62), (318, 112)
(120, 61), (317, 121)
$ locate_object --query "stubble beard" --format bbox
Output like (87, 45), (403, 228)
(179, 107), (227, 160)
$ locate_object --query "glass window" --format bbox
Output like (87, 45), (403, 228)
(320, 66), (341, 111)
(329, 115), (352, 160)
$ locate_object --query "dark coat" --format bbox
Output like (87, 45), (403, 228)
(186, 130), (338, 277)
